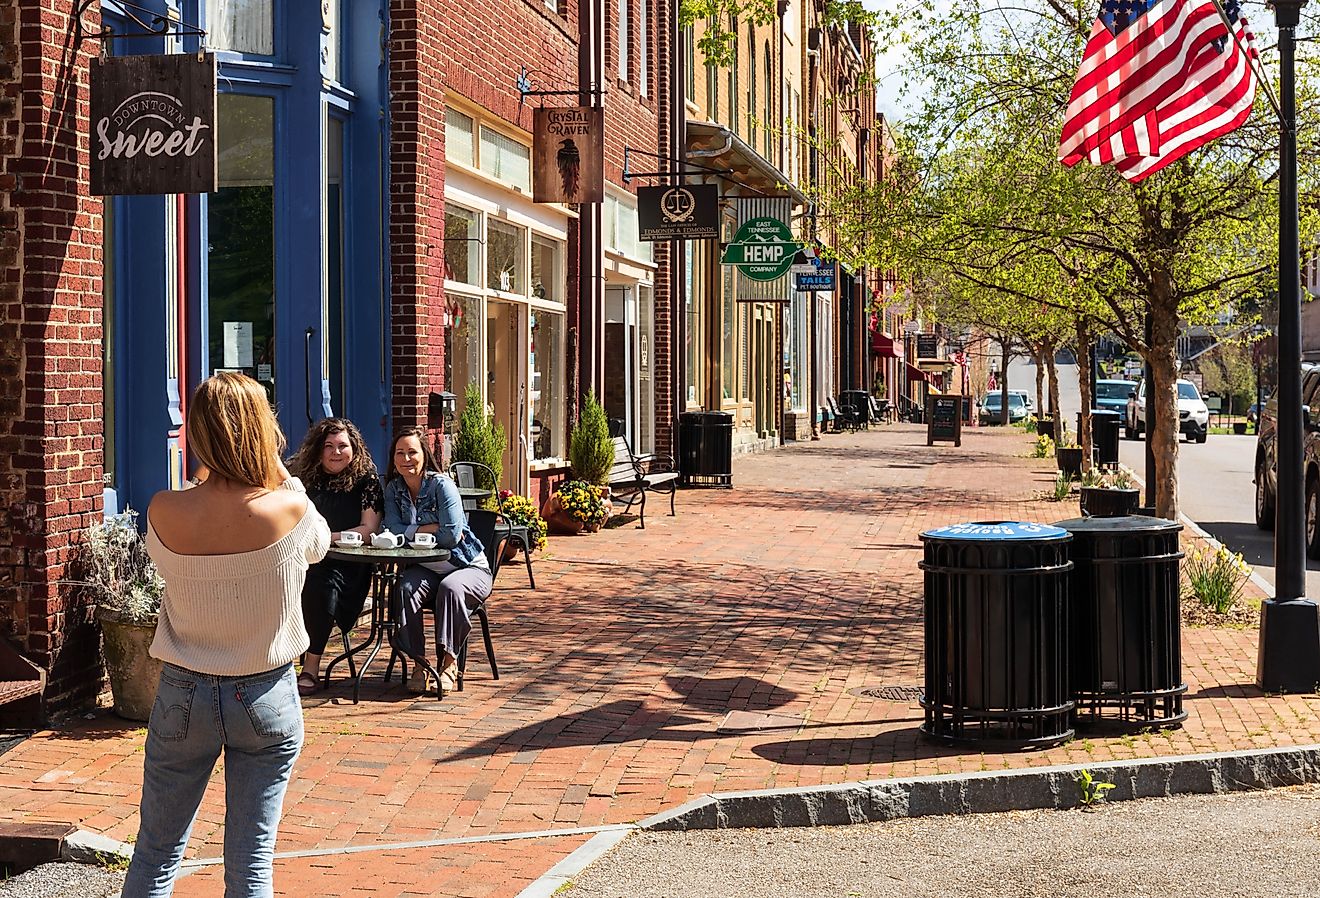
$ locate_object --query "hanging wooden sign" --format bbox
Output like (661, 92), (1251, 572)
(90, 53), (217, 196)
(532, 107), (604, 204)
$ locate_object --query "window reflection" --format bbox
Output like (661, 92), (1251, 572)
(530, 310), (563, 460)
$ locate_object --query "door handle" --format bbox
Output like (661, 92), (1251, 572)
(304, 327), (315, 425)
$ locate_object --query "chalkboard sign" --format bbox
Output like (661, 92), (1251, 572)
(916, 334), (940, 360)
(927, 394), (964, 446)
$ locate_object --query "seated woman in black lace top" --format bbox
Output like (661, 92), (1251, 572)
(287, 418), (384, 695)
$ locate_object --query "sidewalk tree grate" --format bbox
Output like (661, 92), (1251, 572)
(852, 685), (923, 702)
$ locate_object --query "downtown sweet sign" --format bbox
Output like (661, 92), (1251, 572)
(90, 53), (217, 196)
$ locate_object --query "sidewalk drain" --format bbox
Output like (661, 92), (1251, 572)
(851, 685), (923, 702)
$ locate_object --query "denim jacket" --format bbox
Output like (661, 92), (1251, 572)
(381, 472), (485, 567)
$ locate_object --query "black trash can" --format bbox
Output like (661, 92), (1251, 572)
(1091, 409), (1121, 466)
(1056, 515), (1187, 728)
(678, 410), (733, 488)
(919, 521), (1075, 749)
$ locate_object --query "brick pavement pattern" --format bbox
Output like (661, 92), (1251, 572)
(0, 425), (1312, 897)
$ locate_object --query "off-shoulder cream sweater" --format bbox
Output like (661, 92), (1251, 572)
(146, 485), (331, 676)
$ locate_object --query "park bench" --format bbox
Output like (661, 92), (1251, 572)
(607, 435), (679, 529)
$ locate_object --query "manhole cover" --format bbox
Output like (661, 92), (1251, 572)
(851, 685), (923, 702)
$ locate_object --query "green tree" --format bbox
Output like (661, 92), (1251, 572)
(569, 391), (614, 486)
(453, 383), (505, 502)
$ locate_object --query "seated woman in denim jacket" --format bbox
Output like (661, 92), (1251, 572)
(382, 425), (491, 696)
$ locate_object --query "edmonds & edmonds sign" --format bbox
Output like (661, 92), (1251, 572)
(90, 53), (217, 196)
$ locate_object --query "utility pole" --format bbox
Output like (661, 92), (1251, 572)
(1257, 0), (1320, 692)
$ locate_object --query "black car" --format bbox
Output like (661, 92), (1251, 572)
(1254, 364), (1320, 555)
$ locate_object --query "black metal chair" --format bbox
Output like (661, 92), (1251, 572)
(450, 461), (535, 588)
(458, 509), (506, 691)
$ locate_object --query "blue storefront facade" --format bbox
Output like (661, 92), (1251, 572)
(101, 0), (390, 516)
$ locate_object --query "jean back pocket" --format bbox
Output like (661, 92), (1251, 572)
(238, 671), (303, 741)
(150, 670), (196, 742)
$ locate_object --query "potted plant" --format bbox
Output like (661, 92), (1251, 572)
(1036, 414), (1055, 442)
(76, 510), (165, 721)
(1079, 465), (1140, 517)
(496, 489), (548, 559)
(541, 479), (609, 534)
(1055, 427), (1084, 479)
(453, 382), (506, 509)
(569, 390), (613, 489)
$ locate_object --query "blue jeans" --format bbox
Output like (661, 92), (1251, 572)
(121, 663), (303, 898)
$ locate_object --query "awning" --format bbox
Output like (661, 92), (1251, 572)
(906, 362), (932, 383)
(872, 332), (901, 358)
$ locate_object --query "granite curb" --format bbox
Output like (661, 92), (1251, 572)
(638, 743), (1320, 830)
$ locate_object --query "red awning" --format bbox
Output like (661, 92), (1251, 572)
(872, 332), (901, 358)
(906, 362), (931, 383)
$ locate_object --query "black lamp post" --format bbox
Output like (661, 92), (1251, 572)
(1257, 0), (1320, 691)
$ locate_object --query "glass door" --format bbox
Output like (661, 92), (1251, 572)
(487, 299), (525, 490)
(605, 285), (636, 443)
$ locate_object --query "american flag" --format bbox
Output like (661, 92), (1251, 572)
(1058, 0), (1258, 182)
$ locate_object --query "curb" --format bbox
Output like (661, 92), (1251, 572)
(514, 828), (634, 898)
(636, 744), (1320, 831)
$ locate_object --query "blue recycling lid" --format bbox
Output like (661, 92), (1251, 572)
(920, 521), (1070, 541)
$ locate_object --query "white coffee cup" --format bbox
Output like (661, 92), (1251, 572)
(370, 530), (405, 549)
(410, 532), (437, 548)
(336, 531), (363, 547)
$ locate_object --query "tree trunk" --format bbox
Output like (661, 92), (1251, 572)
(1045, 350), (1061, 428)
(1075, 322), (1094, 469)
(1033, 346), (1046, 420)
(1000, 339), (1011, 425)
(1148, 294), (1181, 519)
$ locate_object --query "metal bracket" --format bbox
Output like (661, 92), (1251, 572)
(516, 64), (605, 106)
(621, 146), (731, 184)
(85, 0), (207, 54)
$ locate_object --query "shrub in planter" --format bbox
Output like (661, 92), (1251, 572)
(454, 382), (506, 509)
(73, 510), (165, 721)
(569, 391), (613, 487)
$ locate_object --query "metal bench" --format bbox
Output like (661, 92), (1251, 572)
(607, 436), (678, 529)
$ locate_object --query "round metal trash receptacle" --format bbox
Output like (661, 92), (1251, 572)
(919, 521), (1074, 749)
(1056, 515), (1186, 728)
(678, 411), (733, 488)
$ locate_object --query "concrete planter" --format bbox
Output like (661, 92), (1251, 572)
(98, 609), (161, 721)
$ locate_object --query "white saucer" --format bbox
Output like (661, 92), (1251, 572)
(334, 539), (364, 549)
(409, 541), (437, 550)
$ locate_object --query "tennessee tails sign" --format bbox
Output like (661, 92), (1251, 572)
(91, 53), (217, 195)
(532, 107), (604, 204)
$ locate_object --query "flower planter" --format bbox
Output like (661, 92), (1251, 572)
(99, 609), (161, 721)
(1232, 422), (1248, 435)
(1079, 486), (1140, 518)
(1056, 447), (1084, 479)
(1036, 416), (1055, 442)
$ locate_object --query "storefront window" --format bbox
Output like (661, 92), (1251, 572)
(487, 220), (525, 294)
(447, 109), (475, 167)
(721, 266), (735, 401)
(208, 94), (275, 398)
(530, 310), (564, 460)
(444, 293), (484, 411)
(790, 293), (808, 411)
(207, 0), (274, 55)
(740, 304), (752, 402)
(531, 236), (564, 302)
(479, 127), (531, 192)
(445, 205), (481, 285)
(685, 242), (699, 406)
(326, 117), (345, 412)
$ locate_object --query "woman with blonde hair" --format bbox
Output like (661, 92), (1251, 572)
(286, 417), (383, 694)
(121, 372), (330, 898)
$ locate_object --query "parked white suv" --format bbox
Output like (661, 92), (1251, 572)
(1124, 378), (1210, 443)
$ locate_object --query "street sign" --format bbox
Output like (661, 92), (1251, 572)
(720, 216), (800, 282)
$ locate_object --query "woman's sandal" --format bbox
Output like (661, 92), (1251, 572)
(297, 671), (321, 697)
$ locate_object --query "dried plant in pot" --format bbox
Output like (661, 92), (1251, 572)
(73, 510), (165, 720)
(1079, 465), (1140, 517)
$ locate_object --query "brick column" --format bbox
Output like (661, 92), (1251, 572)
(0, 0), (106, 710)
(388, 0), (448, 432)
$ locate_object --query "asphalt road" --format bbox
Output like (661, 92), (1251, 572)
(1118, 430), (1320, 597)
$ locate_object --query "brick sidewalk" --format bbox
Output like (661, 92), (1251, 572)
(1, 424), (1313, 897)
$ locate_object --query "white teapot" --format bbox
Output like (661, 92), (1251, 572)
(370, 529), (405, 549)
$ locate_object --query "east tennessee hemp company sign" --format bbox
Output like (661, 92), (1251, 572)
(720, 216), (800, 282)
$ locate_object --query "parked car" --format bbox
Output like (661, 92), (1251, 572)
(980, 390), (1030, 425)
(1094, 378), (1137, 416)
(1254, 364), (1320, 552)
(1124, 377), (1210, 443)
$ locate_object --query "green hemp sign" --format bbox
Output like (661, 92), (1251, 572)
(720, 216), (800, 282)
